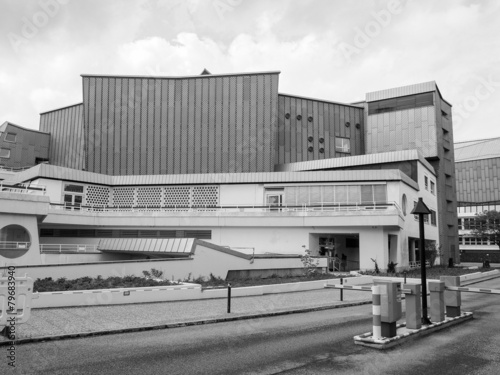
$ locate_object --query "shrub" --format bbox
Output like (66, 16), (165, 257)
(370, 258), (380, 274)
(387, 261), (398, 274)
(301, 246), (319, 276)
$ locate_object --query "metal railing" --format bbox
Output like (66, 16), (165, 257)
(50, 201), (401, 215)
(39, 244), (100, 253)
(0, 241), (31, 249)
(0, 181), (46, 195)
(409, 260), (431, 269)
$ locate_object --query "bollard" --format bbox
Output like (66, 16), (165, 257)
(227, 283), (231, 314)
(428, 281), (445, 322)
(441, 276), (461, 317)
(372, 285), (382, 339)
(373, 280), (402, 337)
(403, 284), (421, 330)
(340, 278), (344, 301)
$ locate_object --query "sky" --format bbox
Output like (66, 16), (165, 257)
(0, 0), (499, 143)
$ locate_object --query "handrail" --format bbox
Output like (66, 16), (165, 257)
(40, 244), (100, 253)
(50, 201), (400, 214)
(0, 181), (46, 195)
(0, 241), (31, 249)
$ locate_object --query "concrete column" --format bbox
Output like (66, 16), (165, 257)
(403, 283), (421, 329)
(441, 276), (461, 317)
(428, 280), (445, 322)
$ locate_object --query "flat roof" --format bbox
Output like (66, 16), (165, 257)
(275, 150), (435, 175)
(80, 70), (281, 80)
(7, 163), (419, 190)
(454, 137), (500, 162)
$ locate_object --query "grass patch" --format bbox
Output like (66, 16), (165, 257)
(34, 275), (176, 292)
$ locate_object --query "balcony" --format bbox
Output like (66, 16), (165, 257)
(0, 181), (46, 196)
(39, 244), (100, 254)
(50, 201), (402, 216)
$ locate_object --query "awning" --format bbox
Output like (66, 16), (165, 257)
(97, 238), (195, 255)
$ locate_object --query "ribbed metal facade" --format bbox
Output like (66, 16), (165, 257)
(0, 122), (50, 169)
(39, 104), (85, 170)
(276, 94), (364, 164)
(366, 81), (437, 102)
(82, 72), (279, 175)
(455, 157), (500, 203)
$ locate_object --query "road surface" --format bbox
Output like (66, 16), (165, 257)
(3, 278), (500, 375)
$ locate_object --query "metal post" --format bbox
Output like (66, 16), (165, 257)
(227, 283), (231, 313)
(340, 278), (344, 301)
(419, 213), (431, 325)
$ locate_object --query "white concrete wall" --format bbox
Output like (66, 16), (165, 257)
(220, 184), (264, 206)
(0, 214), (42, 265)
(33, 178), (63, 204)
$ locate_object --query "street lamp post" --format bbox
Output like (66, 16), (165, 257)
(411, 197), (432, 325)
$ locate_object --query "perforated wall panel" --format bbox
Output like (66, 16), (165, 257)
(85, 185), (110, 206)
(164, 187), (191, 207)
(112, 187), (135, 207)
(191, 186), (219, 206)
(137, 187), (163, 207)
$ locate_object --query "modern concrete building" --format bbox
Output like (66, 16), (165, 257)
(0, 71), (459, 276)
(455, 137), (500, 263)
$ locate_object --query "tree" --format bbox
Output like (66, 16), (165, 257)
(471, 210), (500, 249)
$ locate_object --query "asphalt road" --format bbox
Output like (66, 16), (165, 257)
(4, 278), (500, 375)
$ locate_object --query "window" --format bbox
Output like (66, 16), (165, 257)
(401, 194), (407, 216)
(335, 137), (350, 153)
(430, 210), (436, 225)
(424, 176), (429, 190)
(0, 148), (10, 158)
(4, 133), (16, 142)
(430, 181), (435, 195)
(368, 92), (434, 115)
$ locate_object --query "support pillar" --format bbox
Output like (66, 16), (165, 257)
(441, 276), (461, 317)
(403, 284), (421, 329)
(429, 280), (445, 322)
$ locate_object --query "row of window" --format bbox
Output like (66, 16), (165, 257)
(458, 217), (500, 230)
(40, 228), (212, 239)
(459, 236), (495, 246)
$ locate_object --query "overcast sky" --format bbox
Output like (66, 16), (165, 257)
(1, 0), (499, 143)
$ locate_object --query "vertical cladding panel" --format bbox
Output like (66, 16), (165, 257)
(88, 77), (97, 172)
(186, 79), (195, 173)
(160, 80), (168, 174)
(318, 102), (325, 159)
(312, 101), (319, 160)
(200, 78), (209, 173)
(288, 96), (298, 163)
(208, 78), (216, 172)
(214, 77), (223, 173)
(114, 79), (122, 174)
(235, 76), (243, 172)
(139, 79), (149, 174)
(181, 79), (189, 173)
(133, 78), (142, 175)
(256, 74), (264, 171)
(221, 77), (230, 172)
(249, 76), (258, 172)
(154, 79), (162, 174)
(304, 99), (311, 160)
(103, 77), (112, 175)
(242, 76), (250, 171)
(167, 80), (175, 173)
(120, 78), (129, 175)
(95, 77), (103, 174)
(127, 79), (135, 175)
(284, 98), (291, 164)
(339, 105), (345, 139)
(146, 79), (155, 175)
(228, 77), (236, 172)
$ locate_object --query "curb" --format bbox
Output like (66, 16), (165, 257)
(0, 300), (372, 346)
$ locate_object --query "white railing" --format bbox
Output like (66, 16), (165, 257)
(0, 241), (31, 249)
(0, 181), (46, 195)
(40, 244), (100, 253)
(50, 201), (401, 215)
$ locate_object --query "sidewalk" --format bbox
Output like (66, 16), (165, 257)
(1, 288), (372, 345)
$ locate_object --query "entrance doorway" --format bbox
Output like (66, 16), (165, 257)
(312, 233), (360, 272)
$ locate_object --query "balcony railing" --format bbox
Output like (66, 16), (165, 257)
(0, 181), (46, 195)
(49, 201), (402, 215)
(0, 241), (31, 250)
(40, 244), (100, 253)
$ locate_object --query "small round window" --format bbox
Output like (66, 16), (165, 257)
(402, 194), (407, 216)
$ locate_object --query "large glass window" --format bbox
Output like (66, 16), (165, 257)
(335, 138), (350, 153)
(368, 92), (434, 115)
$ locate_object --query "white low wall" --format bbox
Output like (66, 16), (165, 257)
(30, 276), (370, 308)
(32, 283), (203, 308)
